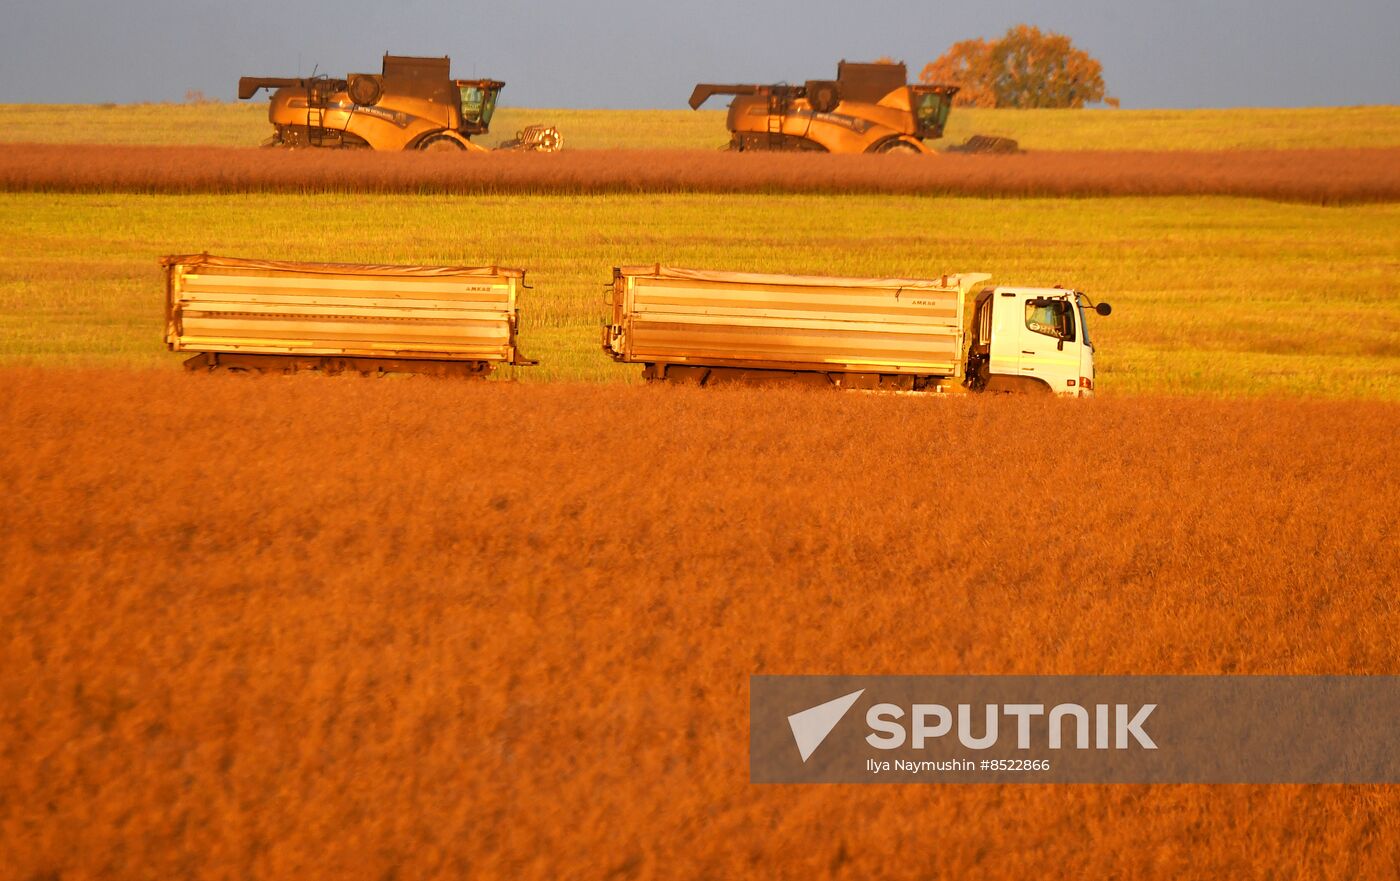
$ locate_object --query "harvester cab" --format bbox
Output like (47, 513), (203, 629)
(455, 79), (502, 134)
(689, 60), (959, 154)
(238, 54), (561, 153)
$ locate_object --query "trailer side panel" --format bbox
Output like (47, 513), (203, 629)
(163, 255), (528, 368)
(609, 267), (988, 376)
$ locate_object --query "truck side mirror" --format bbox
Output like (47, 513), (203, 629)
(1096, 302), (1112, 316)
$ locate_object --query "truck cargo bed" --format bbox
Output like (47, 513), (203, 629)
(163, 254), (531, 374)
(605, 265), (989, 376)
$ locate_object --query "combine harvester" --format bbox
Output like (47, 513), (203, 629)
(163, 255), (535, 377)
(603, 266), (1109, 396)
(238, 54), (562, 152)
(689, 60), (1016, 154)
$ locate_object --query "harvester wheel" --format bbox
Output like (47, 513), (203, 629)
(419, 135), (467, 152)
(874, 139), (921, 155)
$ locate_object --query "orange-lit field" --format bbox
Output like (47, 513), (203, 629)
(2, 370), (1397, 879)
(2, 144), (1397, 203)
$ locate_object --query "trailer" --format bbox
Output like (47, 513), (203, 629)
(603, 265), (1110, 396)
(163, 254), (534, 377)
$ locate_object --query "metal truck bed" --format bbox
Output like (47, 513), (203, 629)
(163, 254), (532, 374)
(605, 265), (990, 376)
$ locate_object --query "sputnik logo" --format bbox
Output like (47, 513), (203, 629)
(787, 689), (865, 762)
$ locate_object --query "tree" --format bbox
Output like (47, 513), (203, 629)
(989, 25), (1108, 108)
(920, 25), (1115, 109)
(918, 39), (996, 108)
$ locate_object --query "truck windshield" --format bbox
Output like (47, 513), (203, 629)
(459, 85), (498, 127)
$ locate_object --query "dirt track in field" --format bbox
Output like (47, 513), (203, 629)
(2, 144), (1397, 203)
(2, 370), (1398, 879)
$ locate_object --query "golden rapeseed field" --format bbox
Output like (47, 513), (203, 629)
(2, 372), (1398, 880)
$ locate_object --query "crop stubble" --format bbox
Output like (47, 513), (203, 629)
(2, 144), (1397, 204)
(1, 370), (1397, 880)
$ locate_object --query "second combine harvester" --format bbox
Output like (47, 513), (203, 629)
(690, 60), (959, 154)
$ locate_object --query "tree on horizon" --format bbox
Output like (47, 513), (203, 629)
(920, 25), (1117, 109)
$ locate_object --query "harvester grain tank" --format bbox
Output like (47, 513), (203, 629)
(689, 61), (958, 154)
(603, 266), (1110, 395)
(238, 54), (562, 152)
(163, 254), (535, 376)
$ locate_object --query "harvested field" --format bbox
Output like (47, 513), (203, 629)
(5, 191), (1397, 398)
(4, 103), (1399, 152)
(2, 370), (1398, 880)
(2, 144), (1398, 204)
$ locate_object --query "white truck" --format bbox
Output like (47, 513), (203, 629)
(603, 266), (1111, 395)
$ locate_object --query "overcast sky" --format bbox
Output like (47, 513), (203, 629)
(2, 0), (1397, 108)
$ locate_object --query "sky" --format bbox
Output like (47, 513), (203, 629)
(2, 0), (1397, 109)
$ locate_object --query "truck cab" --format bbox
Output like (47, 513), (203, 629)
(966, 287), (1108, 396)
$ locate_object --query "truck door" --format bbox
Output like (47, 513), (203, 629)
(985, 291), (1022, 379)
(1017, 294), (1080, 391)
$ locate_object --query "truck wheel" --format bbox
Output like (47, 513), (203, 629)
(981, 375), (1054, 395)
(419, 135), (467, 152)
